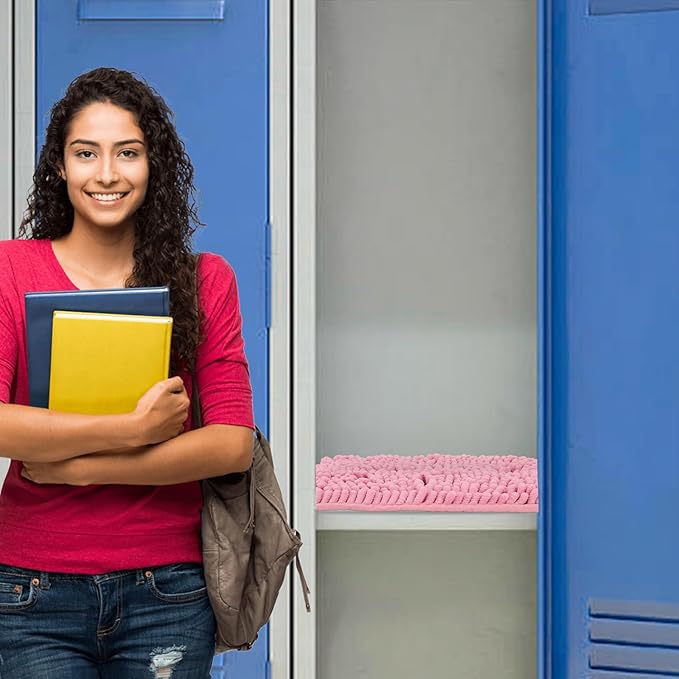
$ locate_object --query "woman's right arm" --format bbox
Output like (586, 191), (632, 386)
(0, 376), (190, 463)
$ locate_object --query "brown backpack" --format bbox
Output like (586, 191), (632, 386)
(192, 380), (311, 653)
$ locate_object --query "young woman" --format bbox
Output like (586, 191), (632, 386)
(0, 67), (254, 677)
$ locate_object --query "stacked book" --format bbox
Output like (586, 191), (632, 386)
(25, 287), (172, 413)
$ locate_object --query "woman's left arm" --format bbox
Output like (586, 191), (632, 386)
(21, 424), (253, 485)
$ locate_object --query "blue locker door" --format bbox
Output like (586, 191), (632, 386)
(36, 3), (269, 678)
(542, 2), (679, 677)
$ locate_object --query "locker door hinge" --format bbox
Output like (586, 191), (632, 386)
(264, 220), (272, 330)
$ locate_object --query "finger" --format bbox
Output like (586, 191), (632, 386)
(172, 390), (190, 406)
(166, 376), (185, 393)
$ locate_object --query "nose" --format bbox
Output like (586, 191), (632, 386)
(96, 156), (120, 185)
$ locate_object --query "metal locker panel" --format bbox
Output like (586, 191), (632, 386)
(541, 1), (679, 676)
(36, 2), (269, 676)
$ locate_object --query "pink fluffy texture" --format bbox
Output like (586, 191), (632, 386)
(316, 454), (538, 512)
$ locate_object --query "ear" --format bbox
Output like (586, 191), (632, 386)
(57, 163), (66, 181)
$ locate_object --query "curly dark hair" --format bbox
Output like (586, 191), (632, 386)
(19, 66), (204, 372)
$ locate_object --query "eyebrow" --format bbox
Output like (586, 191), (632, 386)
(68, 139), (145, 147)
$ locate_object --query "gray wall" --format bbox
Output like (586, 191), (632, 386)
(316, 1), (536, 677)
(317, 0), (536, 459)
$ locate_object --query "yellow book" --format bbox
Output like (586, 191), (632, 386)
(49, 310), (173, 415)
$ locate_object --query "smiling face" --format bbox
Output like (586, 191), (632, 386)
(59, 101), (150, 236)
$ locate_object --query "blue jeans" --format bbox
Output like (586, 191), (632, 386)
(0, 562), (216, 678)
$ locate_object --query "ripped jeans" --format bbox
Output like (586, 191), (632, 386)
(0, 562), (216, 678)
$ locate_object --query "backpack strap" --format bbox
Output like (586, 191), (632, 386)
(191, 373), (203, 428)
(295, 535), (311, 612)
(191, 370), (256, 533)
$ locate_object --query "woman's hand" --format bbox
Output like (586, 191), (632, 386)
(21, 457), (89, 485)
(133, 376), (190, 445)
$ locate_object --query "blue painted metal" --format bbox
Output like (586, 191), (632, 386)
(223, 648), (269, 679)
(590, 645), (679, 673)
(589, 600), (679, 671)
(590, 0), (679, 14)
(590, 674), (679, 679)
(542, 1), (679, 676)
(590, 618), (679, 647)
(209, 649), (267, 679)
(79, 0), (225, 21)
(590, 599), (679, 621)
(37, 1), (270, 676)
(264, 221), (271, 330)
(210, 653), (227, 679)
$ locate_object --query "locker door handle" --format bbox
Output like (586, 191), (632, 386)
(79, 0), (225, 21)
(590, 0), (679, 14)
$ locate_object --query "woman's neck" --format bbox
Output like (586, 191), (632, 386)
(51, 226), (136, 290)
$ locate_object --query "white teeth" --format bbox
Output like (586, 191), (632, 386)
(90, 192), (125, 201)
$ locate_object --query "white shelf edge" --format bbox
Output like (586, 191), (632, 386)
(316, 510), (537, 531)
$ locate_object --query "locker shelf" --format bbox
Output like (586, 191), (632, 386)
(316, 510), (537, 531)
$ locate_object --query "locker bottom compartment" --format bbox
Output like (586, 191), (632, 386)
(316, 531), (536, 679)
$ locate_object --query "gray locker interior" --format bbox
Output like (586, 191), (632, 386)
(315, 1), (537, 677)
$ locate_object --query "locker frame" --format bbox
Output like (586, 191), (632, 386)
(11, 0), (34, 241)
(291, 0), (317, 677)
(537, 0), (550, 677)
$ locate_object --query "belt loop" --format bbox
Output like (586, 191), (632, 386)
(136, 569), (145, 585)
(39, 571), (50, 590)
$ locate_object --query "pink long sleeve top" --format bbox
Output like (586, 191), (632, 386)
(0, 238), (254, 573)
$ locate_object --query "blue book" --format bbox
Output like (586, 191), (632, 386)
(25, 286), (169, 408)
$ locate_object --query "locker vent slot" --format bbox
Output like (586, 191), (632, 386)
(589, 599), (679, 675)
(590, 674), (679, 679)
(590, 0), (679, 14)
(79, 0), (225, 21)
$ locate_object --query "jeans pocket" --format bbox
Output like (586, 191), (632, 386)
(0, 567), (39, 612)
(145, 563), (208, 604)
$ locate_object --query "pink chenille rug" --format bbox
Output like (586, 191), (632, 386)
(316, 454), (538, 512)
